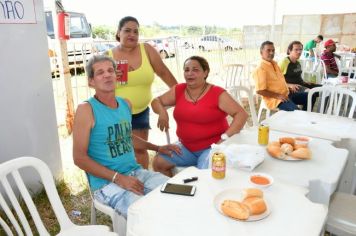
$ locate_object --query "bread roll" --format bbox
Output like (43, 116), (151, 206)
(267, 145), (286, 159)
(290, 147), (311, 159)
(243, 188), (263, 199)
(269, 141), (281, 147)
(294, 137), (309, 148)
(279, 137), (295, 146)
(221, 200), (250, 220)
(280, 143), (293, 155)
(294, 144), (307, 149)
(242, 197), (267, 215)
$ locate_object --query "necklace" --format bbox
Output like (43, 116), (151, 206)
(185, 83), (208, 105)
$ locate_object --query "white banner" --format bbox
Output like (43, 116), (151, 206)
(0, 0), (36, 24)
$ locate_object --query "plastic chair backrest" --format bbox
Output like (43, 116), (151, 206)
(244, 62), (257, 90)
(333, 87), (356, 118)
(222, 64), (244, 89)
(307, 86), (334, 115)
(0, 156), (74, 236)
(228, 86), (258, 127)
(0, 216), (14, 236)
(308, 86), (356, 118)
(318, 60), (328, 82)
(312, 48), (319, 58)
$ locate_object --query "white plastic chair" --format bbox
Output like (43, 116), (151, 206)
(307, 86), (334, 115)
(325, 192), (356, 236)
(348, 67), (356, 80)
(336, 55), (353, 76)
(85, 174), (127, 236)
(333, 87), (356, 118)
(228, 86), (258, 127)
(256, 97), (279, 123)
(0, 216), (14, 236)
(0, 156), (118, 236)
(221, 64), (244, 89)
(312, 47), (320, 59)
(316, 59), (328, 84)
(308, 86), (356, 118)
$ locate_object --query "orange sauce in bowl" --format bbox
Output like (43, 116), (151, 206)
(250, 175), (270, 185)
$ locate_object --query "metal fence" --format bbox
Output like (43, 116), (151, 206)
(52, 33), (281, 129)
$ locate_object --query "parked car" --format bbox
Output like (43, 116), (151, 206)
(196, 35), (242, 51)
(93, 41), (117, 55)
(145, 38), (175, 59)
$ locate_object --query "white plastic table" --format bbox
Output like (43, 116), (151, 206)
(223, 128), (348, 205)
(264, 110), (356, 194)
(127, 167), (327, 236)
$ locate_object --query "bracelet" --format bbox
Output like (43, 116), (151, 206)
(111, 172), (118, 183)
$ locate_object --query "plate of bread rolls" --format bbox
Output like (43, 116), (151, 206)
(266, 137), (312, 161)
(215, 188), (270, 221)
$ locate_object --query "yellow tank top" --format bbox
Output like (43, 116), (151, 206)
(108, 43), (154, 114)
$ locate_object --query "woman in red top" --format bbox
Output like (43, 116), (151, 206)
(151, 56), (248, 176)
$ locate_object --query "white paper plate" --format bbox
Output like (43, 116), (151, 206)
(281, 155), (304, 161)
(249, 173), (274, 188)
(214, 188), (271, 221)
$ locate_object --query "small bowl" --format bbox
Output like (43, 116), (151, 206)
(294, 136), (311, 148)
(249, 173), (274, 188)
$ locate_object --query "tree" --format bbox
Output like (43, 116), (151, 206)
(92, 25), (115, 40)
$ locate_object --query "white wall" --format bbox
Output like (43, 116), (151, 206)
(0, 0), (62, 188)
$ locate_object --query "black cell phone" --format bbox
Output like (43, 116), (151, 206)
(160, 183), (196, 196)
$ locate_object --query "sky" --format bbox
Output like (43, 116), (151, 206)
(60, 0), (356, 28)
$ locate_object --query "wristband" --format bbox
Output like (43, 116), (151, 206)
(111, 172), (118, 183)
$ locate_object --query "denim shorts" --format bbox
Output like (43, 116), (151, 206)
(132, 107), (150, 130)
(93, 169), (168, 218)
(159, 142), (211, 169)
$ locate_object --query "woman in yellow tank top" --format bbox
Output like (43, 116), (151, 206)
(107, 16), (177, 169)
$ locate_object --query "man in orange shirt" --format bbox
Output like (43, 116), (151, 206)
(253, 41), (312, 111)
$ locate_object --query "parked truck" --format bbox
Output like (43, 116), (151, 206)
(45, 10), (93, 75)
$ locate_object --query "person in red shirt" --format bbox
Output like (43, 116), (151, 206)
(320, 39), (340, 78)
(151, 56), (248, 176)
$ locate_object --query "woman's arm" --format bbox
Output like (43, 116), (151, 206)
(144, 43), (178, 87)
(151, 86), (176, 131)
(132, 135), (181, 156)
(218, 91), (248, 138)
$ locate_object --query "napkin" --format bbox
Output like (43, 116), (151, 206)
(209, 144), (265, 171)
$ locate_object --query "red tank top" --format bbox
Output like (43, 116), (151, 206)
(173, 83), (228, 151)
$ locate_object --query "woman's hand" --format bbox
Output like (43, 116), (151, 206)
(116, 69), (123, 82)
(115, 175), (144, 195)
(157, 144), (182, 157)
(157, 111), (169, 132)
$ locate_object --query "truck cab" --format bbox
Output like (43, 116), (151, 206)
(45, 10), (93, 75)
